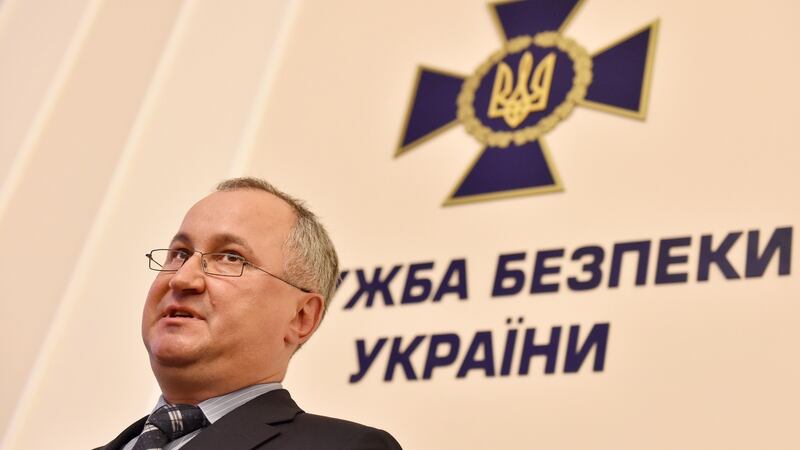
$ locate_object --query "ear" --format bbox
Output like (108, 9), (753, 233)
(286, 294), (324, 347)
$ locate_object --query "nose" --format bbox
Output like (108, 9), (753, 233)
(168, 252), (207, 294)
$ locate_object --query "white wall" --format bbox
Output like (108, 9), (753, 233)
(1, 1), (798, 449)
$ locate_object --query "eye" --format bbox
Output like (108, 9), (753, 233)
(213, 252), (245, 265)
(167, 248), (192, 263)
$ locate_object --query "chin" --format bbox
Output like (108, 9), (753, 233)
(146, 336), (204, 368)
(150, 350), (201, 369)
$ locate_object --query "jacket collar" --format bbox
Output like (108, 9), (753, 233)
(181, 389), (302, 450)
(98, 389), (302, 450)
(96, 416), (147, 450)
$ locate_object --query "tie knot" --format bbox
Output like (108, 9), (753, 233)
(132, 403), (208, 450)
(147, 403), (208, 440)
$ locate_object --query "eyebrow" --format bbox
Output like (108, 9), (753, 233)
(170, 232), (254, 255)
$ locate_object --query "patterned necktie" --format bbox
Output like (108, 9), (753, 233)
(131, 403), (209, 450)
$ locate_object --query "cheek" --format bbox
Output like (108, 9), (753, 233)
(143, 276), (169, 318)
(228, 289), (294, 335)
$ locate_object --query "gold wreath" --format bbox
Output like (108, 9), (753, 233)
(456, 32), (593, 148)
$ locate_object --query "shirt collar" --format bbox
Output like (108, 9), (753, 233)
(152, 382), (283, 424)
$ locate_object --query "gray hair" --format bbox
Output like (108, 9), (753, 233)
(215, 177), (339, 316)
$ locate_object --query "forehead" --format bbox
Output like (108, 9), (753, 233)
(177, 189), (296, 250)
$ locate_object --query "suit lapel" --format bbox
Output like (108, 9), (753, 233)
(182, 389), (303, 450)
(97, 416), (147, 450)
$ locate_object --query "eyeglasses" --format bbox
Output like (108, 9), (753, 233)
(145, 248), (312, 293)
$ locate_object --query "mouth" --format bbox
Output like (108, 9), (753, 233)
(162, 307), (201, 320)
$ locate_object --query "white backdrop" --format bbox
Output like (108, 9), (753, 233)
(1, 1), (798, 449)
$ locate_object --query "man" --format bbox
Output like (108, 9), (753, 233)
(97, 177), (401, 450)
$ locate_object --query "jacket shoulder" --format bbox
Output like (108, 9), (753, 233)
(276, 412), (402, 449)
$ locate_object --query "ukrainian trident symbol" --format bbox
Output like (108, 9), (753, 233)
(396, 0), (658, 205)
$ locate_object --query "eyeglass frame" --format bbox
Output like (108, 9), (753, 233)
(145, 248), (312, 293)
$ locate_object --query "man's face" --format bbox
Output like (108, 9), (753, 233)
(142, 189), (303, 383)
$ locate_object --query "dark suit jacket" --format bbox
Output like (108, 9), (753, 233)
(96, 389), (402, 450)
